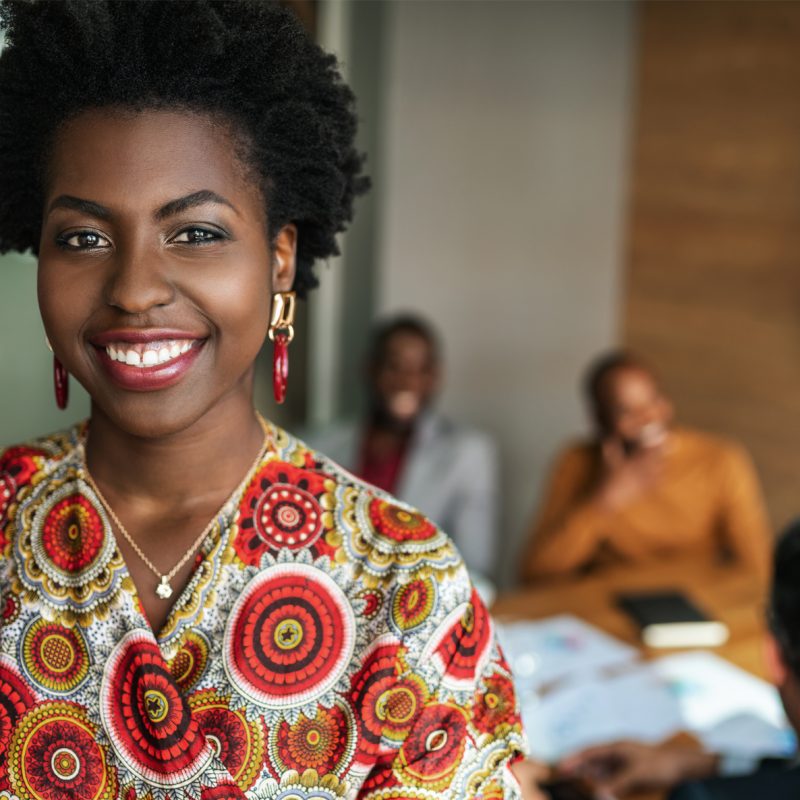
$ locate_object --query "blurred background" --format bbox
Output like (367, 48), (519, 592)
(2, 0), (799, 589)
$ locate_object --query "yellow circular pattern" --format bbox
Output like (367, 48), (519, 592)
(376, 687), (417, 726)
(21, 619), (90, 695)
(40, 634), (76, 673)
(7, 701), (117, 800)
(274, 618), (304, 650)
(51, 747), (80, 780)
(143, 690), (169, 723)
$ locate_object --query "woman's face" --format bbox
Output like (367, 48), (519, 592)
(602, 366), (673, 448)
(38, 109), (296, 438)
(372, 331), (439, 424)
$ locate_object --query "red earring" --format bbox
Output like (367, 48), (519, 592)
(54, 356), (69, 410)
(269, 291), (296, 404)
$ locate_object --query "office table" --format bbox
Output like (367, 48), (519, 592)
(492, 559), (769, 800)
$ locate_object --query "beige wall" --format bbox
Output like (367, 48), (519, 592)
(375, 0), (636, 583)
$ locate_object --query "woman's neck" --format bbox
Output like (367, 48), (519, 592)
(84, 392), (266, 512)
(369, 407), (418, 439)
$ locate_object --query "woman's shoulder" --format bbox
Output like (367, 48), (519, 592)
(0, 424), (83, 504)
(673, 426), (752, 467)
(261, 424), (467, 586)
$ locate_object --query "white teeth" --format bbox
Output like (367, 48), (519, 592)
(104, 340), (195, 368)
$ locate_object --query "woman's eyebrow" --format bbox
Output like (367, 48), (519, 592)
(46, 190), (238, 222)
(155, 190), (238, 220)
(47, 195), (111, 220)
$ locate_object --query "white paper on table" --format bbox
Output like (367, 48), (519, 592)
(522, 664), (685, 762)
(649, 651), (797, 758)
(494, 614), (638, 694)
(522, 650), (796, 763)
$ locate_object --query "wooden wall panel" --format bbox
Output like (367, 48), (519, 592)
(624, 1), (800, 532)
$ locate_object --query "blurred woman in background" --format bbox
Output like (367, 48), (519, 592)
(309, 314), (499, 587)
(522, 351), (770, 582)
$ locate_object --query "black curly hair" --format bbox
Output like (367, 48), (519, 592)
(0, 0), (368, 296)
(769, 519), (800, 678)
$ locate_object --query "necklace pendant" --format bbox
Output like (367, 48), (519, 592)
(155, 577), (173, 599)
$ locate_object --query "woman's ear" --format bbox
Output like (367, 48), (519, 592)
(272, 224), (298, 292)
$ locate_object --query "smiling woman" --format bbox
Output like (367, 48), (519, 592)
(38, 109), (286, 434)
(0, 2), (526, 799)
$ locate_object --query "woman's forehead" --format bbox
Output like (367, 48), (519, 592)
(46, 108), (260, 212)
(607, 366), (661, 404)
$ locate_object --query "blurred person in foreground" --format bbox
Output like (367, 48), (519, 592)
(309, 314), (499, 586)
(559, 518), (800, 799)
(521, 351), (771, 583)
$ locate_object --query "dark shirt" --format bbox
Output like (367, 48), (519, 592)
(358, 427), (410, 493)
(669, 763), (800, 800)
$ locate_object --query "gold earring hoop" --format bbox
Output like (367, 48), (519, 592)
(269, 291), (296, 404)
(269, 291), (296, 343)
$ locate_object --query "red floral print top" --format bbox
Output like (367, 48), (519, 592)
(0, 422), (526, 800)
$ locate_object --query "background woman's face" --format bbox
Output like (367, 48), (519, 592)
(372, 331), (439, 425)
(38, 109), (294, 438)
(602, 366), (674, 447)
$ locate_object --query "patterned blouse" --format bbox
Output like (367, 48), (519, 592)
(0, 422), (526, 800)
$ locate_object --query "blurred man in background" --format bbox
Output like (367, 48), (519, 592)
(308, 314), (499, 584)
(521, 350), (770, 583)
(559, 518), (800, 799)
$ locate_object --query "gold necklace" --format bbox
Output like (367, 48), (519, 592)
(83, 414), (271, 600)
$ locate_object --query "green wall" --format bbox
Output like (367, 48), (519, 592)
(0, 251), (90, 445)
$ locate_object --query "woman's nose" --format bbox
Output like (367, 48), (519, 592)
(103, 244), (175, 313)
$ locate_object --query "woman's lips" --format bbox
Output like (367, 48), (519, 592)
(90, 331), (206, 392)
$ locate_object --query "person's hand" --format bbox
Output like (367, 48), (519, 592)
(559, 740), (719, 798)
(593, 437), (664, 511)
(510, 758), (551, 800)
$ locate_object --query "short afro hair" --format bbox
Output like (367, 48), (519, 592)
(0, 0), (369, 296)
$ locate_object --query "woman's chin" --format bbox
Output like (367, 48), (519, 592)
(87, 388), (229, 441)
(638, 426), (670, 450)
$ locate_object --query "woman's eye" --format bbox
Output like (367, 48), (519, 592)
(57, 231), (110, 250)
(172, 228), (222, 244)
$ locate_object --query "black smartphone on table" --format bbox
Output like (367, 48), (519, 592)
(616, 589), (729, 648)
(539, 777), (595, 800)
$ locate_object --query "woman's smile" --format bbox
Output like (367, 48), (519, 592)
(90, 328), (207, 392)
